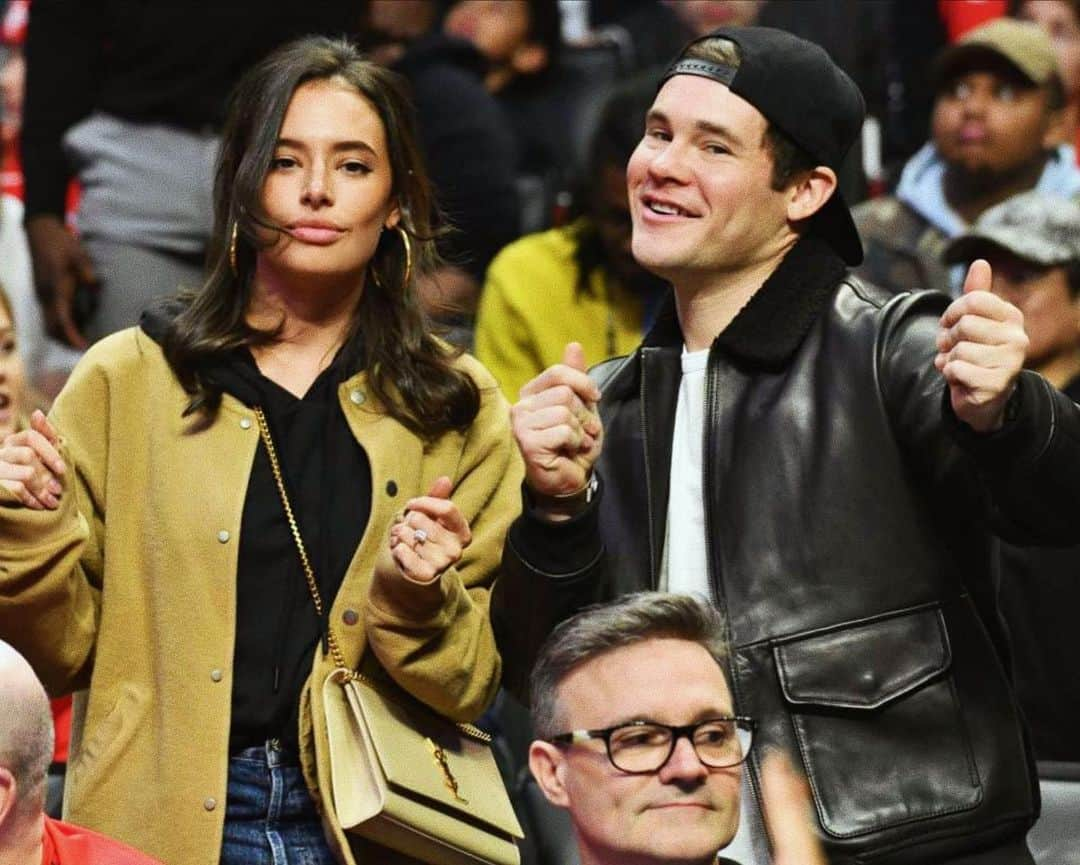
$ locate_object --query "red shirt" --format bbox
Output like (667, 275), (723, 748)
(49, 697), (71, 764)
(0, 0), (28, 44)
(41, 817), (164, 865)
(0, 146), (22, 200)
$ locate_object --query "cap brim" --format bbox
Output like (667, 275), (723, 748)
(933, 43), (1038, 88)
(943, 231), (1067, 267)
(810, 189), (863, 266)
(943, 234), (1006, 266)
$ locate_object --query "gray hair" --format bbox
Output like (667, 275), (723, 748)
(529, 592), (730, 740)
(0, 643), (55, 818)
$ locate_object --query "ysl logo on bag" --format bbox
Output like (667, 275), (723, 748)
(426, 737), (468, 803)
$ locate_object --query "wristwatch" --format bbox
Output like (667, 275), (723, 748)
(528, 472), (599, 514)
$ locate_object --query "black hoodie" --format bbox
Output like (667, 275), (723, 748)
(141, 308), (371, 753)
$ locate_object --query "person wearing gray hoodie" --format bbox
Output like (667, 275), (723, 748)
(854, 18), (1080, 296)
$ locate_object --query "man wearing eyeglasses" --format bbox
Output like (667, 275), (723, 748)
(527, 592), (825, 865)
(495, 23), (1080, 865)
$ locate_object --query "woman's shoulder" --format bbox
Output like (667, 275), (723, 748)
(82, 325), (164, 363)
(64, 327), (173, 392)
(446, 347), (500, 394)
(49, 327), (186, 436)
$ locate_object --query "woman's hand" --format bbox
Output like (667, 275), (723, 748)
(388, 476), (471, 584)
(0, 410), (66, 510)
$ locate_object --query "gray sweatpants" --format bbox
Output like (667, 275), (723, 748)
(62, 112), (219, 341)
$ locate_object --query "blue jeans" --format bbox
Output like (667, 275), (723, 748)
(220, 740), (336, 865)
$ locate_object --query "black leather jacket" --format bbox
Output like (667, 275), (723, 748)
(493, 238), (1080, 865)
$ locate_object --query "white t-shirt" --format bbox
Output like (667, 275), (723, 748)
(659, 347), (710, 597)
(659, 346), (770, 865)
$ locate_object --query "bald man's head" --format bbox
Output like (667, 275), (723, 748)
(0, 642), (54, 822)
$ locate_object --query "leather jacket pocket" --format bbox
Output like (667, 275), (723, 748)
(774, 606), (982, 838)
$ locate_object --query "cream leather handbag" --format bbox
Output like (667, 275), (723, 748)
(254, 407), (524, 865)
(323, 671), (524, 865)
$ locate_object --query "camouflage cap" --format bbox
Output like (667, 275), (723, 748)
(935, 18), (1059, 87)
(944, 191), (1080, 267)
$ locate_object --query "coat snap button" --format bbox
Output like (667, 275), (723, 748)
(386, 480), (398, 497)
(342, 609), (359, 626)
(239, 418), (252, 429)
(204, 797), (217, 811)
(210, 669), (223, 682)
(350, 389), (366, 405)
(217, 530), (230, 543)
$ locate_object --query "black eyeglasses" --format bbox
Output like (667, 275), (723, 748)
(548, 717), (755, 774)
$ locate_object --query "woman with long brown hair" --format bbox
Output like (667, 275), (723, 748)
(0, 37), (522, 865)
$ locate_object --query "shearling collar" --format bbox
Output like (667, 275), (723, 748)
(643, 234), (849, 371)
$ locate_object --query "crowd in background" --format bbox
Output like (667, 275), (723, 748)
(1, 2), (1079, 864)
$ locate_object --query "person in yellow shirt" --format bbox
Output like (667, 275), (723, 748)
(476, 75), (667, 400)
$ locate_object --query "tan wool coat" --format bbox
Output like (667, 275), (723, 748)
(0, 327), (524, 865)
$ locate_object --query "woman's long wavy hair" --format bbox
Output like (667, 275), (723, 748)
(162, 36), (479, 437)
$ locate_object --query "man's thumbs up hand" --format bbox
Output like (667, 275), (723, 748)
(935, 259), (1028, 433)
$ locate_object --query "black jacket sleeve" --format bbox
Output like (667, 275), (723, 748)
(491, 484), (606, 700)
(879, 289), (1080, 546)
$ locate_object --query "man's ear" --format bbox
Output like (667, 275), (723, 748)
(786, 166), (838, 223)
(0, 767), (18, 829)
(510, 42), (548, 76)
(528, 740), (571, 808)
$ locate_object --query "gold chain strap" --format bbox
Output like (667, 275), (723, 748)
(254, 407), (353, 676)
(251, 407), (491, 744)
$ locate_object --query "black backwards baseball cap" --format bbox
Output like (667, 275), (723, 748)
(659, 26), (866, 265)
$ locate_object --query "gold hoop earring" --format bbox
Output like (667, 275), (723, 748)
(370, 225), (413, 291)
(228, 222), (239, 277)
(395, 225), (413, 288)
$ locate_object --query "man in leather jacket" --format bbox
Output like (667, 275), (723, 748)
(492, 26), (1080, 865)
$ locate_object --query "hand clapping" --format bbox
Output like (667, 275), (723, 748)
(0, 410), (66, 510)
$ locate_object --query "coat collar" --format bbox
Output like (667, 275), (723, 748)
(139, 300), (370, 410)
(643, 234), (849, 370)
